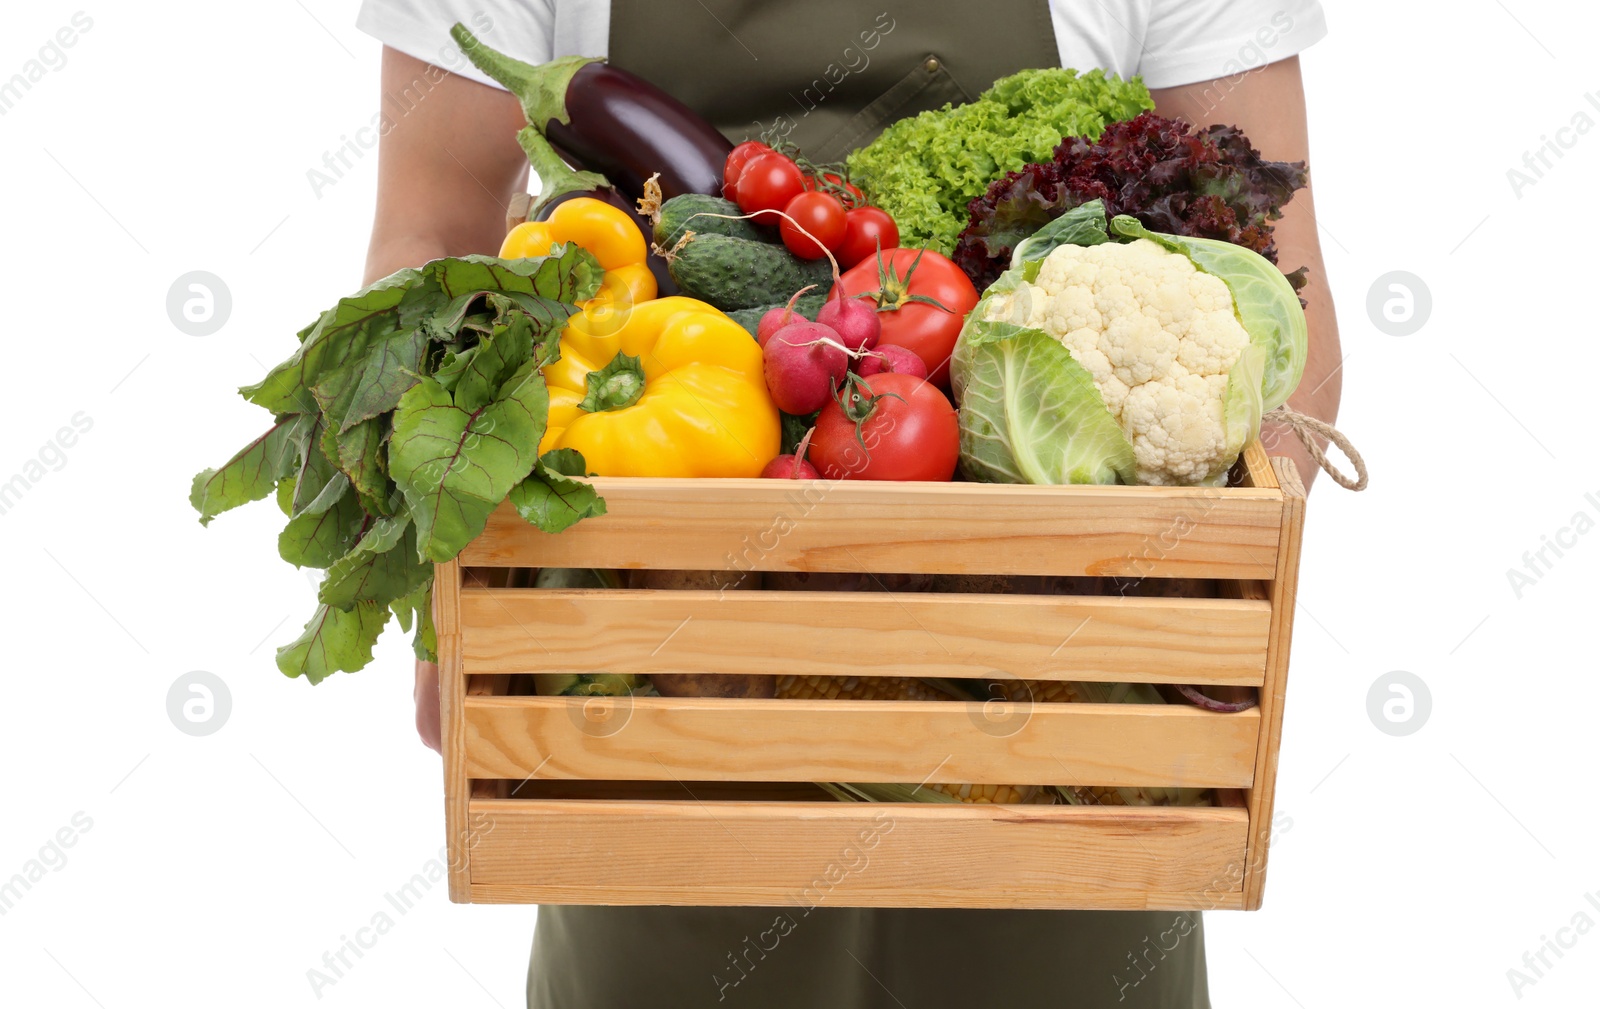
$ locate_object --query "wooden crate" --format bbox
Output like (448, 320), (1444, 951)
(435, 442), (1305, 910)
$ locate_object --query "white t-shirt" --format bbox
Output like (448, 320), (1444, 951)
(357, 0), (1326, 92)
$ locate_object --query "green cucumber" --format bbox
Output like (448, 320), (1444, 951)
(653, 194), (773, 248)
(669, 234), (834, 311)
(726, 293), (829, 339)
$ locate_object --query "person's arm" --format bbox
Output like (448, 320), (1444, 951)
(363, 47), (529, 751)
(1149, 55), (1340, 489)
(363, 46), (530, 285)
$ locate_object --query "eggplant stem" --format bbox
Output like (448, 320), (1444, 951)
(451, 25), (594, 130)
(518, 127), (610, 218)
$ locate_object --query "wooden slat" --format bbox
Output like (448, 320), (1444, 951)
(458, 478), (1285, 580)
(490, 779), (839, 802)
(434, 560), (470, 902)
(1238, 441), (1280, 490)
(465, 799), (1250, 910)
(440, 442), (1299, 910)
(1241, 458), (1306, 909)
(461, 586), (1270, 686)
(462, 695), (1259, 788)
(467, 882), (1247, 911)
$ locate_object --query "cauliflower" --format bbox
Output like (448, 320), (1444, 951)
(982, 239), (1250, 485)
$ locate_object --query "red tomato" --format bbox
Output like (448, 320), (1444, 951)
(802, 172), (865, 206)
(778, 192), (847, 260)
(836, 207), (899, 269)
(810, 373), (959, 482)
(831, 247), (978, 388)
(723, 141), (774, 195)
(735, 153), (806, 224)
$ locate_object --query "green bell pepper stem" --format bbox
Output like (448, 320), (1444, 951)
(579, 353), (647, 413)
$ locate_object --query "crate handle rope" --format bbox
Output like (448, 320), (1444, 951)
(1264, 405), (1368, 492)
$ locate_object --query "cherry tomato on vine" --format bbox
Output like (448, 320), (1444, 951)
(723, 141), (774, 198)
(809, 373), (959, 482)
(778, 191), (848, 260)
(836, 207), (899, 269)
(802, 172), (865, 206)
(831, 247), (978, 388)
(735, 153), (806, 224)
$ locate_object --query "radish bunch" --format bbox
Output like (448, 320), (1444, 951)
(760, 286), (926, 417)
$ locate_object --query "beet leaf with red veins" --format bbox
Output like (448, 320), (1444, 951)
(953, 112), (1309, 294)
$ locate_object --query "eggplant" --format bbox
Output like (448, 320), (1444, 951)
(518, 128), (677, 296)
(453, 25), (732, 204)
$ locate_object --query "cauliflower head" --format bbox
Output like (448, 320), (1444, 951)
(982, 239), (1250, 485)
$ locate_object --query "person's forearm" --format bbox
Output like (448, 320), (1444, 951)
(364, 236), (451, 287)
(362, 47), (529, 287)
(364, 48), (529, 751)
(1150, 57), (1342, 490)
(1262, 184), (1342, 489)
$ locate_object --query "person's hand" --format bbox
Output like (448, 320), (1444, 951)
(415, 658), (442, 753)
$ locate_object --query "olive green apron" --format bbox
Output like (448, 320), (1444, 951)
(527, 3), (1211, 1006)
(608, 0), (1061, 162)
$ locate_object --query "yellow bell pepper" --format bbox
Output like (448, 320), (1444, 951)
(501, 197), (657, 310)
(541, 297), (780, 477)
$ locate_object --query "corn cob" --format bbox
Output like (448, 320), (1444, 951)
(776, 675), (956, 702)
(999, 678), (1165, 706)
(819, 781), (1054, 805)
(922, 782), (1054, 804)
(1053, 784), (1213, 807)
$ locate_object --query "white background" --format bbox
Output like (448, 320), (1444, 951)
(1, 1), (1595, 1006)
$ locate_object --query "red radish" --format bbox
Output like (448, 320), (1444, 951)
(815, 290), (880, 353)
(760, 428), (820, 479)
(762, 321), (848, 414)
(756, 285), (817, 347)
(760, 453), (821, 479)
(856, 344), (927, 380)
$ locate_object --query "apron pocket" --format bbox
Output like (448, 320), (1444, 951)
(809, 53), (972, 163)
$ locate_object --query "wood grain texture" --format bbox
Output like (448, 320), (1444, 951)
(460, 586), (1271, 686)
(438, 442), (1304, 910)
(434, 560), (470, 902)
(461, 695), (1260, 788)
(457, 479), (1285, 580)
(464, 798), (1250, 909)
(1241, 458), (1305, 910)
(465, 882), (1249, 910)
(1238, 441), (1280, 491)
